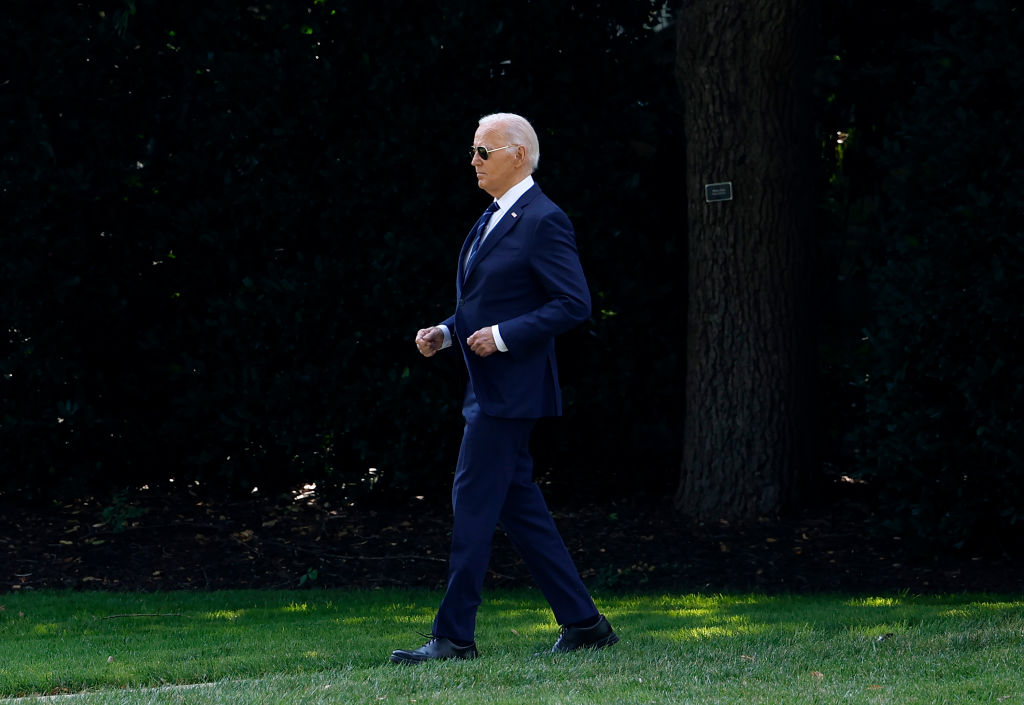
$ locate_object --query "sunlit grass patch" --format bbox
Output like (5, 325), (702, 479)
(1, 590), (1022, 704)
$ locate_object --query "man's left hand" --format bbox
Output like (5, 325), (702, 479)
(467, 327), (498, 357)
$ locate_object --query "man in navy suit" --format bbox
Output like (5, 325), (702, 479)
(391, 113), (617, 664)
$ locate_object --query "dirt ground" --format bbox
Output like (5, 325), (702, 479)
(3, 482), (1022, 596)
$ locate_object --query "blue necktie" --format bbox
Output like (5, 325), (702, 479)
(466, 201), (500, 265)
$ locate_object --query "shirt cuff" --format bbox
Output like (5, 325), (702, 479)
(438, 324), (452, 349)
(492, 324), (508, 353)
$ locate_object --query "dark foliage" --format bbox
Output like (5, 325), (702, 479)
(1, 2), (682, 499)
(4, 1), (1022, 554)
(821, 0), (1024, 548)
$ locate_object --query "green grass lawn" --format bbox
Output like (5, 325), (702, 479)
(1, 589), (1021, 704)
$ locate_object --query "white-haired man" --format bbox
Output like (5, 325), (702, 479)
(393, 113), (617, 663)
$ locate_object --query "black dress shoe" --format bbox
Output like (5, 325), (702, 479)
(390, 636), (479, 664)
(551, 614), (619, 652)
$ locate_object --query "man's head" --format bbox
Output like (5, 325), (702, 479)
(471, 113), (540, 198)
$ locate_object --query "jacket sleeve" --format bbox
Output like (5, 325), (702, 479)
(497, 209), (591, 353)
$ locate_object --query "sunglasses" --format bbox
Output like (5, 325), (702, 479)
(469, 144), (516, 160)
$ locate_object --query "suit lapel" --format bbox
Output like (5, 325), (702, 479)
(456, 225), (474, 289)
(462, 184), (540, 281)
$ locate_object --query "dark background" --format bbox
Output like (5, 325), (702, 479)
(3, 1), (1022, 554)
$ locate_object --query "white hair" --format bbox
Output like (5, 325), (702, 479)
(478, 112), (540, 172)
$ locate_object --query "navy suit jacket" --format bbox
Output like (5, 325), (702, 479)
(442, 183), (591, 419)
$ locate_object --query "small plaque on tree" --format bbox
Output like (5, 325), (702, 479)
(705, 182), (733, 203)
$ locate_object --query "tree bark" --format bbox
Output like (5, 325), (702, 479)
(674, 0), (817, 520)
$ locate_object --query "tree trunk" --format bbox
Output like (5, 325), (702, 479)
(674, 0), (817, 521)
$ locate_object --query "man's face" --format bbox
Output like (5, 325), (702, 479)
(471, 124), (526, 199)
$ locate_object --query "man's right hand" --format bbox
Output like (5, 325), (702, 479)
(415, 326), (444, 357)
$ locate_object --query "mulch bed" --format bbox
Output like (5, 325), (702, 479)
(3, 484), (1021, 595)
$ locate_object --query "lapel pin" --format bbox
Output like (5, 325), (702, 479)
(511, 212), (518, 218)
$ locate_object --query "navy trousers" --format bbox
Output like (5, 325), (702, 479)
(432, 384), (598, 643)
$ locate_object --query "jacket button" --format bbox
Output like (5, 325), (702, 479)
(457, 298), (465, 306)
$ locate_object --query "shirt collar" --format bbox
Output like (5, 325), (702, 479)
(494, 174), (535, 213)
